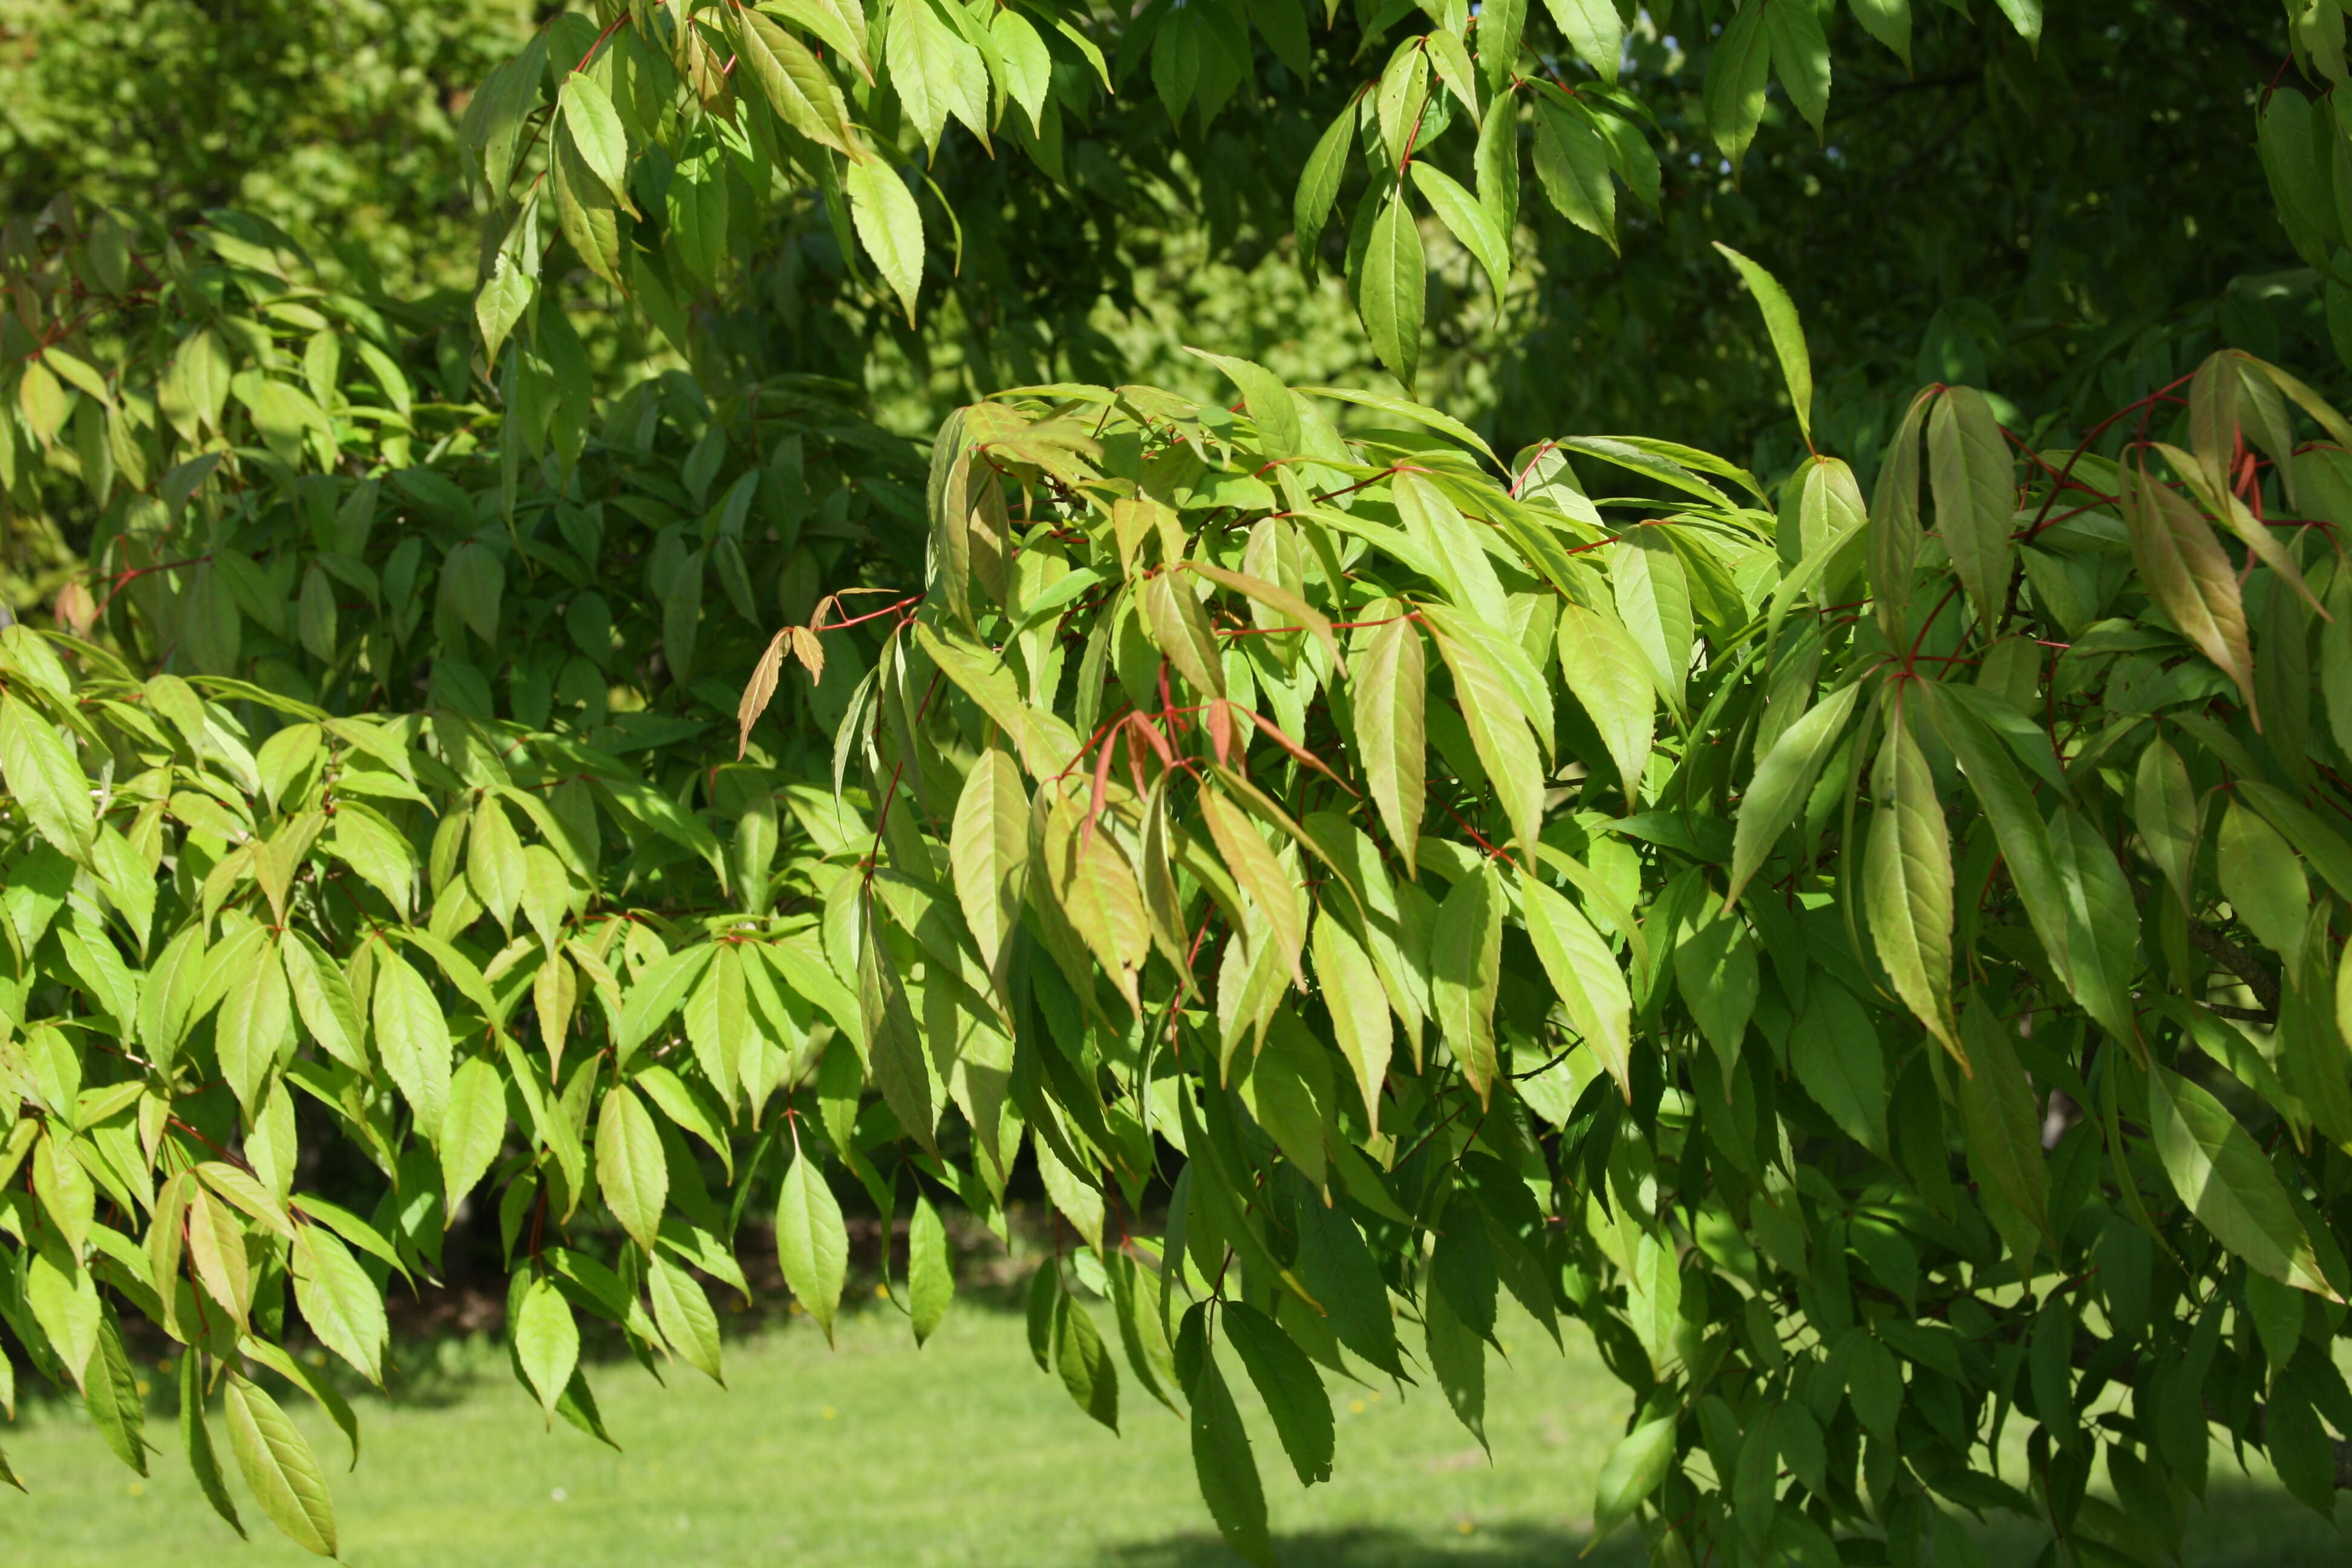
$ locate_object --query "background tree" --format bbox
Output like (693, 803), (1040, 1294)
(4, 0), (2352, 1564)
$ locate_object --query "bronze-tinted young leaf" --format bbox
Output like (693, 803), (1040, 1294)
(1199, 784), (1306, 990)
(2122, 457), (2257, 719)
(1141, 566), (1226, 699)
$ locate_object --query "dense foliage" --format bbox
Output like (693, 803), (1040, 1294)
(5, 0), (2352, 1564)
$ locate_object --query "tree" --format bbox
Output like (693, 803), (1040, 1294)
(4, 0), (2352, 1563)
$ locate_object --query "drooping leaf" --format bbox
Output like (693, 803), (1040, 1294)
(2146, 1065), (2335, 1298)
(777, 1147), (850, 1343)
(223, 1374), (337, 1557)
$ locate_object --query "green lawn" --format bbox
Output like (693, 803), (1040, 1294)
(2, 1299), (2340, 1567)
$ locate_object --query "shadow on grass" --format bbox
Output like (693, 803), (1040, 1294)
(1103, 1478), (2347, 1568)
(1102, 1524), (1647, 1568)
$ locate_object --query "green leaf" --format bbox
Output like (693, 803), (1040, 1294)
(618, 943), (716, 1062)
(1929, 685), (2074, 988)
(0, 693), (91, 856)
(1142, 566), (1226, 697)
(1293, 104), (1354, 278)
(282, 930), (367, 1071)
(1866, 715), (1961, 1057)
(844, 160), (924, 327)
(1294, 1196), (1404, 1375)
(1610, 528), (1694, 710)
(1849, 0), (1912, 66)
(860, 921), (938, 1151)
(557, 71), (630, 201)
(1411, 163), (1510, 313)
(734, 8), (858, 155)
(1311, 908), (1393, 1125)
(1294, 387), (1499, 465)
(224, 1374), (337, 1557)
(950, 743), (1030, 1000)
(1927, 387), (2016, 629)
(2121, 457), (2256, 717)
(85, 1307), (146, 1475)
(1763, 0), (1831, 137)
(1189, 1346), (1274, 1567)
(1702, 0), (1772, 170)
(1359, 191), (1425, 391)
(648, 1252), (725, 1385)
(777, 1146), (850, 1343)
(1556, 600), (1655, 807)
(33, 1129), (94, 1256)
(1224, 1301), (1333, 1485)
(1431, 862), (1503, 1102)
(596, 1081), (668, 1254)
(1426, 613), (1546, 857)
(1475, 91), (1521, 247)
(513, 1275), (581, 1424)
(1353, 614), (1426, 866)
(371, 946), (453, 1129)
(217, 936), (291, 1117)
(909, 1194), (954, 1345)
(181, 1357), (245, 1538)
(27, 1242), (99, 1386)
(1520, 871), (1633, 1096)
(1593, 1413), (1677, 1540)
(1052, 1287), (1120, 1431)
(550, 120), (624, 288)
(1956, 1001), (2051, 1247)
(1673, 903), (1757, 1085)
(2132, 736), (2200, 907)
(2218, 797), (2307, 961)
(291, 1227), (388, 1385)
(439, 1054), (508, 1212)
(1991, 0), (2042, 48)
(1790, 978), (1886, 1157)
(1186, 347), (1304, 458)
(1728, 681), (1860, 902)
(1106, 1248), (1183, 1409)
(1532, 99), (1615, 250)
(1713, 243), (1812, 445)
(2146, 1065), (2336, 1298)
(1543, 0), (1622, 83)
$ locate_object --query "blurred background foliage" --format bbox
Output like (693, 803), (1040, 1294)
(0, 0), (537, 292)
(0, 0), (2325, 600)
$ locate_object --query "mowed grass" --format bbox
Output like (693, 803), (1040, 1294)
(1, 1298), (2341, 1568)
